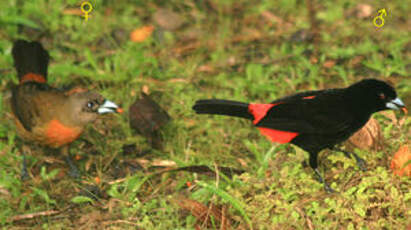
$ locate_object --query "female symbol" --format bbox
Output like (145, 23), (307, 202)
(80, 1), (93, 21)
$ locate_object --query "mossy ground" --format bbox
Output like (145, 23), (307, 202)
(0, 0), (409, 229)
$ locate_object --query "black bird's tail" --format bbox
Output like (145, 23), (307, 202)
(192, 99), (253, 120)
(12, 40), (49, 83)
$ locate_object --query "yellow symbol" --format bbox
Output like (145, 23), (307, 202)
(80, 1), (93, 21)
(373, 8), (386, 28)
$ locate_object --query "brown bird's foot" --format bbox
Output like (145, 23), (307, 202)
(314, 168), (335, 193)
(20, 155), (29, 181)
(65, 156), (81, 179)
(333, 148), (367, 172)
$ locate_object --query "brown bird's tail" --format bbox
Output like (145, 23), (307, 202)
(12, 40), (49, 84)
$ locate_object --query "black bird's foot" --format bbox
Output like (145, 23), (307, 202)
(65, 156), (81, 179)
(323, 182), (335, 193)
(314, 168), (336, 193)
(354, 156), (367, 172)
(333, 147), (367, 172)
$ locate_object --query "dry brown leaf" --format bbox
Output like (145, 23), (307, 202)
(391, 145), (411, 177)
(130, 25), (154, 42)
(197, 65), (215, 73)
(310, 56), (318, 64)
(380, 111), (398, 124)
(0, 186), (11, 198)
(354, 4), (373, 19)
(63, 8), (83, 16)
(323, 60), (336, 68)
(142, 85), (150, 94)
(347, 118), (383, 150)
(175, 198), (231, 229)
(168, 78), (189, 83)
(237, 158), (248, 167)
(151, 159), (177, 167)
(261, 11), (285, 25)
(153, 8), (183, 31)
(350, 56), (364, 66)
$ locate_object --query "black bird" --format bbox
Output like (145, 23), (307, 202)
(193, 79), (407, 192)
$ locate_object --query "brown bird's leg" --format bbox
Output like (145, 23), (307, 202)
(309, 152), (335, 193)
(332, 147), (367, 171)
(20, 145), (31, 180)
(61, 145), (81, 179)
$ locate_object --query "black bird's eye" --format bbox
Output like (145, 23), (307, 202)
(379, 93), (385, 100)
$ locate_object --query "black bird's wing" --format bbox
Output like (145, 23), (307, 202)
(255, 89), (356, 135)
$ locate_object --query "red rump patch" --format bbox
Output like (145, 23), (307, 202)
(248, 103), (298, 143)
(258, 127), (298, 143)
(20, 73), (46, 84)
(248, 103), (277, 124)
(303, 95), (316, 99)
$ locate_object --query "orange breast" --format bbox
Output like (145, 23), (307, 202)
(45, 119), (82, 147)
(20, 73), (47, 84)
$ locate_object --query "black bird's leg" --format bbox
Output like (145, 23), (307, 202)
(20, 146), (30, 180)
(62, 146), (81, 179)
(332, 147), (367, 171)
(309, 152), (335, 193)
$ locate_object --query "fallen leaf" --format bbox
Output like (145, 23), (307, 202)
(380, 111), (398, 124)
(129, 92), (171, 149)
(323, 60), (336, 68)
(130, 25), (154, 42)
(261, 11), (285, 25)
(142, 85), (150, 94)
(289, 29), (314, 43)
(347, 118), (383, 150)
(310, 56), (318, 64)
(355, 4), (373, 19)
(391, 145), (411, 177)
(63, 8), (83, 16)
(151, 159), (177, 167)
(175, 198), (231, 229)
(350, 56), (364, 66)
(153, 8), (183, 31)
(197, 64), (215, 73)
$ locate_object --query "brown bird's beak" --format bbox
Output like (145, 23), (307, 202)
(386, 98), (407, 114)
(98, 99), (123, 114)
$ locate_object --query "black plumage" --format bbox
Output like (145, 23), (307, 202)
(193, 79), (407, 192)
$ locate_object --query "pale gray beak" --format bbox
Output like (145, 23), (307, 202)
(386, 98), (405, 110)
(98, 100), (122, 114)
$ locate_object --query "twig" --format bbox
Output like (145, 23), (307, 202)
(102, 219), (142, 227)
(295, 207), (314, 230)
(9, 210), (60, 222)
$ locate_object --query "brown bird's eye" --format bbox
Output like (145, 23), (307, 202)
(379, 93), (385, 99)
(87, 101), (94, 108)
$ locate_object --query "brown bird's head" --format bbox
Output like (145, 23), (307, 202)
(64, 90), (122, 127)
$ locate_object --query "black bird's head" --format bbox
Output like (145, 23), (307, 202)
(347, 79), (407, 114)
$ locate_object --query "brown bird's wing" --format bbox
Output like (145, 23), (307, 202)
(11, 82), (64, 131)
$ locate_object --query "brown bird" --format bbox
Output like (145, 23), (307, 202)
(10, 40), (122, 179)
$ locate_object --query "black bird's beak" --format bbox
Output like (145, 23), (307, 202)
(98, 99), (123, 114)
(386, 98), (407, 114)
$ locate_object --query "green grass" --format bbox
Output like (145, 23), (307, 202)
(0, 0), (410, 229)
